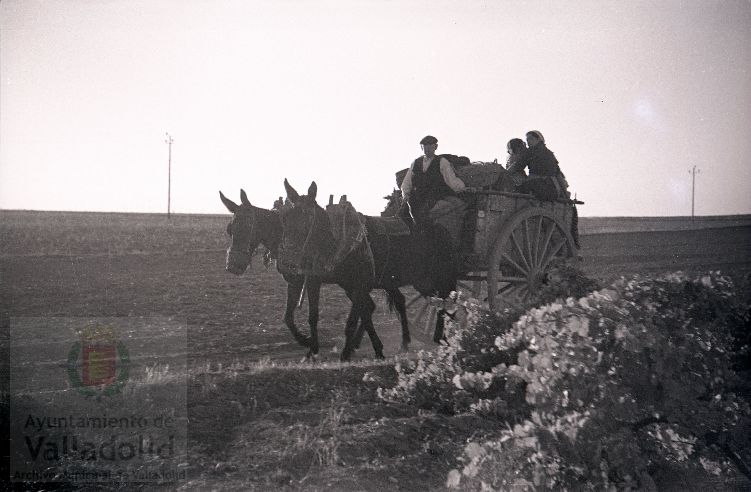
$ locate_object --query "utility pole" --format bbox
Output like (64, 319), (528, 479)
(689, 165), (700, 220)
(165, 133), (174, 218)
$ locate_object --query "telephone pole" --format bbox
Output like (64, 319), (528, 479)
(165, 133), (174, 218)
(689, 165), (700, 220)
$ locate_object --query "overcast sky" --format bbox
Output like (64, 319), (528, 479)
(1, 0), (749, 216)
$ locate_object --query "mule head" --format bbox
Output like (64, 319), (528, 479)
(278, 179), (336, 274)
(220, 189), (266, 275)
(283, 179), (317, 205)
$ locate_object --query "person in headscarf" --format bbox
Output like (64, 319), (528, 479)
(516, 130), (570, 200)
(503, 138), (529, 188)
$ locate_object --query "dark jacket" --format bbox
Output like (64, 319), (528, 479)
(504, 150), (529, 187)
(513, 144), (570, 200)
(409, 156), (455, 211)
(525, 143), (561, 177)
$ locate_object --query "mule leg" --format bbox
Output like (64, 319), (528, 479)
(284, 280), (312, 348)
(359, 293), (384, 360)
(345, 289), (366, 351)
(388, 288), (410, 352)
(433, 277), (458, 344)
(340, 300), (361, 362)
(433, 308), (446, 344)
(347, 292), (381, 358)
(306, 278), (321, 357)
(353, 320), (365, 350)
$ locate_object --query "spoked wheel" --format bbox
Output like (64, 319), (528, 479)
(487, 207), (578, 311)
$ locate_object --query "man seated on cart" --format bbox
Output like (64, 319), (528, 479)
(399, 135), (468, 252)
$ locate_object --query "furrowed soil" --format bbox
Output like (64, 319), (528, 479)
(2, 211), (750, 490)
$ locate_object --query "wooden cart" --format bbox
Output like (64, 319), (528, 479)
(408, 190), (582, 328)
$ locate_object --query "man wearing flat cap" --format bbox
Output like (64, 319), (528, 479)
(400, 135), (467, 224)
(400, 135), (467, 251)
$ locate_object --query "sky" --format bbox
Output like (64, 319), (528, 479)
(1, 0), (750, 217)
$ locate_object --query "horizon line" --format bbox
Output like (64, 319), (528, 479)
(2, 208), (751, 220)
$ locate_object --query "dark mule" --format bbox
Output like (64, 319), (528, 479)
(219, 189), (409, 360)
(281, 180), (459, 361)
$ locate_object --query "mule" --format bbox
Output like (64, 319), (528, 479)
(280, 180), (460, 361)
(219, 189), (410, 360)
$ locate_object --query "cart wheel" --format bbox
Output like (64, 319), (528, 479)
(487, 207), (578, 311)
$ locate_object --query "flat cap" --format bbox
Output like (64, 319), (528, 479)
(419, 135), (438, 145)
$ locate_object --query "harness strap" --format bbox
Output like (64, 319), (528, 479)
(232, 213), (256, 255)
(298, 206), (318, 265)
(376, 233), (390, 286)
(362, 229), (376, 282)
(297, 276), (307, 309)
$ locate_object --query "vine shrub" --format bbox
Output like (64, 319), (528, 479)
(378, 261), (602, 415)
(379, 268), (751, 489)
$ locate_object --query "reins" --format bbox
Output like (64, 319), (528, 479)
(231, 211), (256, 255)
(245, 214), (256, 254)
(298, 204), (318, 265)
(295, 204), (319, 309)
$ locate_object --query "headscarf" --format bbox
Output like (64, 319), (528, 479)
(527, 130), (545, 144)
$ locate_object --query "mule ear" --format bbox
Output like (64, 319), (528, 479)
(219, 191), (239, 213)
(240, 189), (251, 206)
(308, 181), (317, 200)
(284, 178), (300, 203)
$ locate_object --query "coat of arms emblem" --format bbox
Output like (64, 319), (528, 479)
(67, 324), (129, 397)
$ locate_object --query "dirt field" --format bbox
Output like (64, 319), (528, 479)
(2, 211), (750, 490)
(2, 215), (749, 366)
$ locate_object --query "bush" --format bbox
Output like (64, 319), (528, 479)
(378, 261), (602, 415)
(727, 273), (751, 370)
(379, 267), (751, 489)
(378, 300), (524, 415)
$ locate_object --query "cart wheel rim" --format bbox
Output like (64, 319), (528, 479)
(487, 207), (577, 311)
